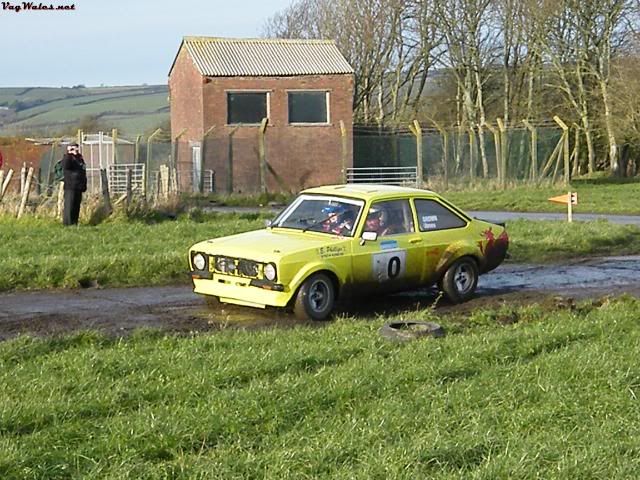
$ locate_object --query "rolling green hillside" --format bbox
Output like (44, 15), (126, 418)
(0, 85), (169, 137)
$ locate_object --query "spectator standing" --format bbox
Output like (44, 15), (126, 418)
(61, 142), (87, 226)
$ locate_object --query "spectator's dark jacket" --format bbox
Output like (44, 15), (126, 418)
(61, 153), (87, 192)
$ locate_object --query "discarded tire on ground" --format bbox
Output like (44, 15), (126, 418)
(379, 321), (445, 341)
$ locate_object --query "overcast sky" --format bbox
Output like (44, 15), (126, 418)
(0, 0), (293, 87)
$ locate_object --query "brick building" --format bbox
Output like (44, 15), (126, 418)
(168, 37), (354, 193)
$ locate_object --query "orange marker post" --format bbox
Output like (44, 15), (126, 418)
(548, 191), (578, 222)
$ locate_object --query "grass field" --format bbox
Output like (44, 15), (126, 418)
(204, 178), (640, 215)
(444, 177), (640, 214)
(1, 212), (640, 292)
(0, 85), (168, 136)
(1, 297), (639, 478)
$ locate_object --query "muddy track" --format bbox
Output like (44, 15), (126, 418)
(1, 256), (639, 341)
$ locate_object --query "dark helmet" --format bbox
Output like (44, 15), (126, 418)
(321, 204), (348, 216)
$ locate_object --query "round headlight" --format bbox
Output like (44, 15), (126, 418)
(264, 263), (277, 281)
(193, 253), (206, 271)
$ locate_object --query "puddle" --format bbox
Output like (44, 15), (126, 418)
(479, 255), (640, 293)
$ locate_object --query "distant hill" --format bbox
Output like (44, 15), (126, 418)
(0, 85), (169, 137)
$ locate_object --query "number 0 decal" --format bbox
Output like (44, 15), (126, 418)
(372, 250), (406, 282)
(388, 256), (401, 279)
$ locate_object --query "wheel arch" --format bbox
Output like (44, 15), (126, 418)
(434, 243), (484, 284)
(289, 263), (343, 302)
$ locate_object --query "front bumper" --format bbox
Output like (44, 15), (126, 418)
(191, 272), (291, 309)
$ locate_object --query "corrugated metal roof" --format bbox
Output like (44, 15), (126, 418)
(174, 37), (354, 77)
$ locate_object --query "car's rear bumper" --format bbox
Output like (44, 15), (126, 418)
(191, 273), (291, 308)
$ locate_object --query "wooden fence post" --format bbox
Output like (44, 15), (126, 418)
(339, 120), (348, 184)
(484, 122), (502, 181)
(522, 120), (538, 183)
(160, 165), (170, 199)
(468, 127), (477, 183)
(430, 119), (449, 190)
(1, 169), (14, 201)
(258, 118), (268, 194)
(171, 129), (186, 193)
(46, 140), (59, 196)
(0, 171), (4, 201)
(17, 167), (34, 218)
(497, 118), (507, 188)
(100, 168), (112, 214)
(125, 168), (132, 208)
(572, 125), (580, 177)
(57, 182), (64, 220)
(413, 120), (423, 188)
(20, 163), (26, 196)
(155, 170), (162, 203)
(553, 116), (570, 185)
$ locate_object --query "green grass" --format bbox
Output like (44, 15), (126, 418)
(508, 219), (640, 262)
(1, 212), (639, 292)
(1, 297), (640, 478)
(0, 211), (266, 291)
(0, 85), (168, 136)
(444, 178), (640, 214)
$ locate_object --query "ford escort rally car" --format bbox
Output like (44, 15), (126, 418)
(189, 184), (508, 321)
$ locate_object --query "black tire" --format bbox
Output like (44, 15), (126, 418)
(379, 321), (445, 342)
(294, 273), (336, 321)
(440, 256), (479, 304)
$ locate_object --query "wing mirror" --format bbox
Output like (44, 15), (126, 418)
(265, 219), (273, 228)
(360, 231), (378, 245)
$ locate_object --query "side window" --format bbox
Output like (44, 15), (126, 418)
(364, 199), (414, 237)
(414, 199), (467, 232)
(288, 91), (329, 124)
(227, 92), (268, 124)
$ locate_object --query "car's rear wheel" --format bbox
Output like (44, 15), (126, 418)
(439, 256), (478, 304)
(294, 273), (335, 321)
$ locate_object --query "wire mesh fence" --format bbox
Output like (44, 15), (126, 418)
(354, 124), (566, 188)
(0, 121), (579, 212)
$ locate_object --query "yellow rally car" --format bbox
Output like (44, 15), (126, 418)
(189, 184), (508, 321)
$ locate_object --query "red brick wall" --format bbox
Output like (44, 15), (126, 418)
(169, 48), (354, 193)
(169, 47), (204, 142)
(202, 75), (354, 193)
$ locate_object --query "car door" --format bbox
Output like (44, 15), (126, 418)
(412, 198), (470, 284)
(350, 199), (425, 293)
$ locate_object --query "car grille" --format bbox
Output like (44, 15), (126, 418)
(213, 256), (263, 279)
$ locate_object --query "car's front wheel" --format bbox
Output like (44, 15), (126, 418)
(439, 256), (479, 304)
(294, 273), (335, 321)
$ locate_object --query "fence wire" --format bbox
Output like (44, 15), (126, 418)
(354, 126), (564, 185)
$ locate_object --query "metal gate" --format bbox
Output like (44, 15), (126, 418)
(108, 164), (146, 196)
(346, 166), (419, 187)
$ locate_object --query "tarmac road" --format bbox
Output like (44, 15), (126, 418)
(205, 205), (640, 225)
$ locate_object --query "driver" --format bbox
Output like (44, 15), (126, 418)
(364, 205), (386, 235)
(321, 204), (354, 235)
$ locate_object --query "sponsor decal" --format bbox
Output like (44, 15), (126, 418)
(318, 245), (345, 258)
(380, 239), (398, 250)
(423, 223), (437, 230)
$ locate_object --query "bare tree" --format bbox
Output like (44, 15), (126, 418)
(437, 0), (499, 177)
